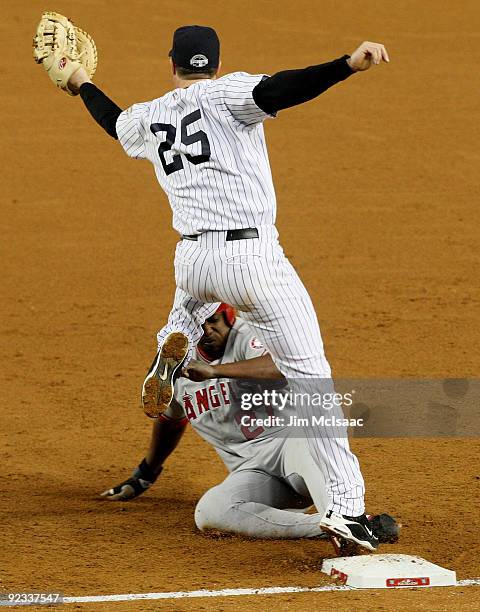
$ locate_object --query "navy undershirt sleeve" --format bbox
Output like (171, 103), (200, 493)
(79, 83), (122, 139)
(252, 55), (354, 115)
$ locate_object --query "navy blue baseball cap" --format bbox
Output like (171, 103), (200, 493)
(169, 25), (220, 71)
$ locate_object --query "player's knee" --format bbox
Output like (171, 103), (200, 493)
(194, 486), (231, 531)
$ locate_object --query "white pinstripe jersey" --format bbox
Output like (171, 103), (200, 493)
(116, 72), (276, 235)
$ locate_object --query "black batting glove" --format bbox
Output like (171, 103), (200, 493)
(101, 459), (162, 501)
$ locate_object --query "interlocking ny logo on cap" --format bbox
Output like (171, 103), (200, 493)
(190, 54), (209, 68)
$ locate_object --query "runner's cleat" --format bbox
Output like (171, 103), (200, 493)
(142, 332), (189, 418)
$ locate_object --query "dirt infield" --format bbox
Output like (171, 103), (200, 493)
(2, 0), (479, 609)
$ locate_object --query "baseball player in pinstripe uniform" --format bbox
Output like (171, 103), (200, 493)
(67, 26), (390, 551)
(101, 304), (399, 551)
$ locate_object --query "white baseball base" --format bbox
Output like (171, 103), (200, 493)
(321, 554), (457, 589)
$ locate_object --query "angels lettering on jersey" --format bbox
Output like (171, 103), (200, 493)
(179, 373), (286, 445)
(182, 381), (231, 421)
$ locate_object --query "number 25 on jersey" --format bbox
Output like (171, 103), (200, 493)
(150, 109), (211, 176)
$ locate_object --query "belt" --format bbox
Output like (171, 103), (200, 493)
(182, 228), (259, 241)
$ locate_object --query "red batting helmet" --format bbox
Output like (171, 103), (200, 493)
(215, 303), (236, 327)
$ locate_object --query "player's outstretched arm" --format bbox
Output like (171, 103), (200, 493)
(253, 41), (389, 115)
(69, 67), (123, 139)
(101, 411), (187, 501)
(183, 354), (284, 382)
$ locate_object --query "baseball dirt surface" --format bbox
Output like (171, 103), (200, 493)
(2, 1), (479, 610)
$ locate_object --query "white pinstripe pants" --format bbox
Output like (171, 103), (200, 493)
(157, 225), (365, 515)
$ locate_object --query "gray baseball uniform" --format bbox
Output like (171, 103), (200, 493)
(165, 318), (329, 538)
(172, 318), (285, 471)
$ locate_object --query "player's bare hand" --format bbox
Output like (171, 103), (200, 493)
(347, 41), (389, 72)
(182, 360), (216, 382)
(67, 66), (91, 94)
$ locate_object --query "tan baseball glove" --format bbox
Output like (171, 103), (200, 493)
(33, 11), (97, 96)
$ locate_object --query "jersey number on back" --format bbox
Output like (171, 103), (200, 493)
(150, 110), (211, 176)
